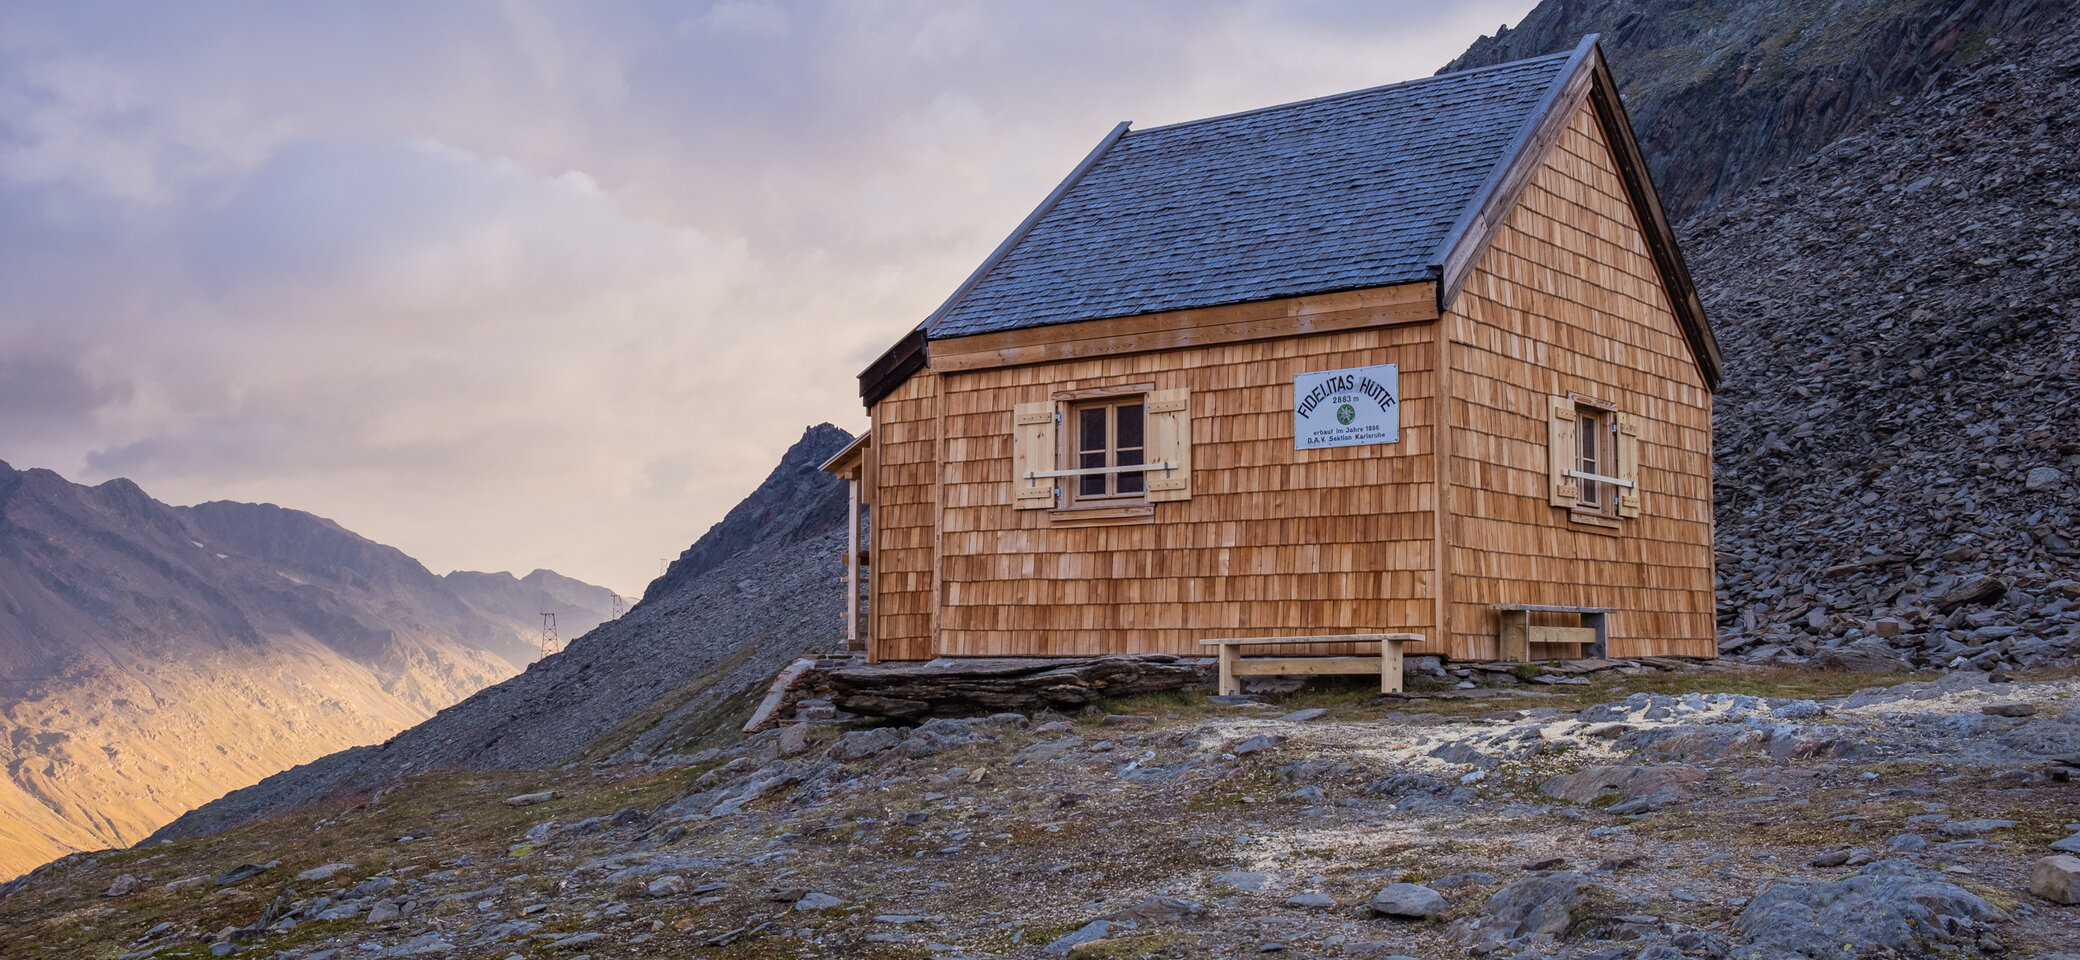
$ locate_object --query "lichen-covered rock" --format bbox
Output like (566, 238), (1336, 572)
(1732, 860), (2006, 957)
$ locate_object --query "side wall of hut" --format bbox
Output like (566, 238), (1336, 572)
(868, 370), (940, 662)
(1443, 101), (1718, 659)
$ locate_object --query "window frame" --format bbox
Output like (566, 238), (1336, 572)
(1064, 395), (1149, 506)
(1572, 402), (1612, 519)
(1044, 382), (1156, 517)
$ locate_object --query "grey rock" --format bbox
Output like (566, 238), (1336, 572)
(1232, 735), (1283, 756)
(830, 727), (903, 761)
(1983, 702), (2038, 717)
(825, 655), (1207, 720)
(1887, 834), (1928, 852)
(503, 791), (554, 807)
(213, 861), (274, 886)
(1368, 883), (1448, 918)
(1806, 637), (1910, 672)
(1112, 895), (1206, 922)
(101, 873), (138, 897)
(348, 876), (399, 900)
(1936, 818), (2018, 837)
(2027, 466), (2065, 491)
(385, 933), (454, 955)
(364, 898), (402, 924)
(2033, 855), (2080, 903)
(2050, 834), (2080, 854)
(1042, 919), (1115, 955)
(646, 875), (685, 896)
(296, 862), (353, 882)
(1286, 892), (1337, 909)
(1277, 708), (1328, 723)
(1212, 871), (1274, 893)
(1476, 872), (1598, 939)
(1732, 860), (2005, 958)
(794, 891), (843, 911)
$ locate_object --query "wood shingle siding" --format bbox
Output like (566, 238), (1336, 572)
(1443, 103), (1715, 660)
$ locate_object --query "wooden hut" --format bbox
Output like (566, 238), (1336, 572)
(826, 36), (1721, 664)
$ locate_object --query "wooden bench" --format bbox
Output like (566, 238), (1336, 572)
(1198, 634), (1424, 696)
(1492, 605), (1611, 662)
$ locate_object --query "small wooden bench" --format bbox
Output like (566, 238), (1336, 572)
(1198, 634), (1424, 696)
(1493, 605), (1611, 662)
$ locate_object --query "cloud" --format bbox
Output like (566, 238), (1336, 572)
(0, 0), (1536, 594)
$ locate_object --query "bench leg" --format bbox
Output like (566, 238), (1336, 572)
(1218, 643), (1239, 696)
(1499, 610), (1530, 662)
(1583, 612), (1609, 659)
(1380, 639), (1404, 694)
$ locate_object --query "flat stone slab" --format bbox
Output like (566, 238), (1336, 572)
(824, 655), (1212, 720)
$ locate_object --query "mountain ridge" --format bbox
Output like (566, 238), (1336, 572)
(0, 462), (615, 879)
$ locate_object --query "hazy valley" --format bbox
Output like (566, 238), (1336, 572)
(0, 462), (616, 879)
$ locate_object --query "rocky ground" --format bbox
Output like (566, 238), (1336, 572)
(13, 662), (2080, 960)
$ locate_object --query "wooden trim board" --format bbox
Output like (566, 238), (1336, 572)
(928, 282), (1438, 373)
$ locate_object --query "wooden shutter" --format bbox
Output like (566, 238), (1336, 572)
(1145, 388), (1192, 502)
(1615, 412), (1642, 518)
(1547, 396), (1578, 508)
(1011, 401), (1056, 510)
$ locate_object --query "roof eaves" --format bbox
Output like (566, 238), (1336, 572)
(921, 120), (1131, 338)
(1427, 35), (1602, 312)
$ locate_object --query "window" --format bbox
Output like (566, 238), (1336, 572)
(1073, 398), (1146, 502)
(1010, 388), (1192, 512)
(1548, 394), (1640, 522)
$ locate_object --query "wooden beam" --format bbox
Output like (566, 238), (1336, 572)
(1231, 656), (1388, 676)
(928, 282), (1438, 374)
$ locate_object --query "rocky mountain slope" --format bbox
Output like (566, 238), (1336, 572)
(1445, 0), (2072, 219)
(146, 424), (855, 845)
(1451, 0), (2080, 669)
(0, 464), (614, 879)
(9, 666), (2080, 959)
(1687, 12), (2080, 661)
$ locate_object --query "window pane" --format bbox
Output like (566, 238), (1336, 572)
(1116, 404), (1144, 449)
(1116, 445), (1144, 493)
(1079, 407), (1106, 452)
(1079, 451), (1106, 496)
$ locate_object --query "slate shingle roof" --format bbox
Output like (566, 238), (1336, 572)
(927, 52), (1576, 340)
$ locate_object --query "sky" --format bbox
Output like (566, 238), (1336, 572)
(0, 0), (1538, 597)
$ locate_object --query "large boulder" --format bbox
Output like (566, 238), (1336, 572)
(1451, 871), (1605, 951)
(1539, 764), (1707, 813)
(1732, 860), (2006, 958)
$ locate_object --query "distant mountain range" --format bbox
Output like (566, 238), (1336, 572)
(0, 461), (616, 879)
(148, 424), (854, 845)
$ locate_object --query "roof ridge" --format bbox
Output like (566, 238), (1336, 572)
(1129, 48), (1578, 138)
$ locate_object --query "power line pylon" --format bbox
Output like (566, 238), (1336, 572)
(539, 612), (561, 658)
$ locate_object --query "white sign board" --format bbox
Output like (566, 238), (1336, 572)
(1293, 363), (1399, 450)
